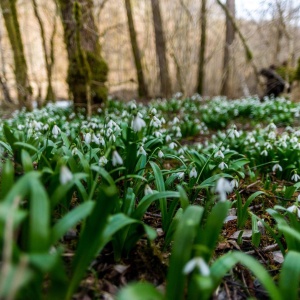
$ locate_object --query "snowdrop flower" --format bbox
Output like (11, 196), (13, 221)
(144, 184), (154, 196)
(109, 134), (116, 143)
(214, 150), (224, 159)
(131, 114), (146, 132)
(218, 161), (228, 170)
(260, 149), (268, 156)
(169, 142), (177, 149)
(43, 124), (49, 131)
(272, 164), (282, 172)
(84, 132), (92, 144)
(189, 167), (197, 179)
(287, 205), (300, 218)
(215, 178), (233, 202)
(99, 156), (108, 167)
(291, 173), (300, 182)
(92, 134), (100, 145)
(130, 102), (137, 110)
(150, 107), (157, 115)
(160, 117), (166, 124)
(60, 166), (73, 185)
(106, 127), (113, 137)
(177, 172), (185, 180)
(267, 122), (277, 130)
(138, 145), (147, 156)
(230, 178), (239, 189)
(158, 150), (164, 158)
(154, 131), (162, 138)
(268, 131), (276, 140)
(172, 117), (180, 124)
(183, 257), (210, 276)
(165, 135), (172, 142)
(52, 124), (61, 137)
(150, 116), (162, 128)
(112, 150), (123, 166)
(17, 124), (25, 130)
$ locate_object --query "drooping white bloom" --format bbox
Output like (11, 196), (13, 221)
(218, 161), (228, 170)
(189, 167), (197, 179)
(71, 147), (78, 156)
(165, 135), (172, 142)
(287, 205), (300, 218)
(267, 122), (277, 131)
(52, 125), (61, 137)
(154, 131), (162, 138)
(112, 150), (123, 166)
(17, 124), (25, 130)
(172, 117), (180, 124)
(131, 115), (146, 132)
(84, 132), (92, 144)
(150, 107), (157, 115)
(214, 150), (224, 159)
(138, 145), (147, 156)
(177, 172), (185, 180)
(60, 166), (73, 185)
(99, 156), (108, 167)
(92, 134), (100, 145)
(230, 178), (239, 189)
(272, 164), (283, 172)
(158, 150), (164, 158)
(169, 142), (177, 149)
(150, 116), (162, 128)
(291, 173), (300, 182)
(144, 184), (154, 196)
(215, 178), (233, 202)
(260, 149), (268, 156)
(183, 257), (210, 276)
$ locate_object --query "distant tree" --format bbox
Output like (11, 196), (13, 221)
(31, 0), (56, 104)
(125, 0), (148, 98)
(220, 0), (235, 97)
(0, 0), (33, 110)
(57, 0), (108, 114)
(150, 0), (172, 98)
(197, 0), (207, 95)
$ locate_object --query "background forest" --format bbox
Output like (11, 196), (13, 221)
(1, 0), (300, 109)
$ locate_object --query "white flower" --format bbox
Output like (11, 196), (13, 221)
(214, 150), (224, 159)
(183, 257), (210, 276)
(287, 205), (300, 218)
(230, 179), (239, 189)
(84, 132), (92, 144)
(60, 166), (73, 185)
(99, 156), (108, 166)
(173, 117), (180, 124)
(52, 125), (61, 136)
(267, 122), (277, 130)
(291, 173), (300, 182)
(150, 116), (162, 128)
(92, 134), (100, 145)
(112, 150), (123, 166)
(218, 161), (228, 170)
(158, 150), (164, 158)
(215, 178), (233, 202)
(272, 164), (282, 172)
(150, 107), (157, 115)
(260, 149), (268, 156)
(144, 184), (154, 196)
(138, 145), (147, 156)
(71, 147), (78, 156)
(131, 115), (146, 132)
(189, 167), (197, 179)
(165, 135), (172, 142)
(177, 172), (185, 180)
(169, 142), (177, 149)
(154, 131), (162, 138)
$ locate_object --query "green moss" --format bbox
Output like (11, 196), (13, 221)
(295, 58), (300, 82)
(276, 65), (296, 84)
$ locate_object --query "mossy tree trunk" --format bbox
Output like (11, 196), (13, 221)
(31, 0), (56, 103)
(150, 0), (172, 98)
(57, 0), (108, 113)
(0, 0), (32, 110)
(125, 0), (148, 98)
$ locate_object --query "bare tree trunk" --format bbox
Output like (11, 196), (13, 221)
(220, 0), (235, 97)
(31, 0), (56, 103)
(197, 0), (207, 95)
(150, 0), (172, 98)
(0, 0), (32, 110)
(125, 0), (148, 98)
(57, 0), (108, 113)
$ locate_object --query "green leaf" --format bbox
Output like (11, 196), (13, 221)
(21, 149), (34, 173)
(196, 173), (233, 189)
(29, 178), (50, 253)
(279, 251), (300, 300)
(0, 160), (14, 199)
(166, 205), (204, 300)
(117, 282), (163, 300)
(14, 142), (38, 153)
(51, 201), (95, 244)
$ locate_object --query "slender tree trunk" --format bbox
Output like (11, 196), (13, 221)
(150, 0), (172, 98)
(31, 0), (56, 103)
(125, 0), (148, 98)
(220, 0), (235, 97)
(0, 0), (32, 110)
(57, 0), (108, 113)
(197, 0), (207, 95)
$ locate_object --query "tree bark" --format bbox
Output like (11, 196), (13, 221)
(125, 0), (148, 98)
(220, 0), (235, 97)
(150, 0), (172, 98)
(31, 0), (56, 103)
(197, 0), (207, 95)
(0, 0), (32, 110)
(57, 0), (108, 112)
